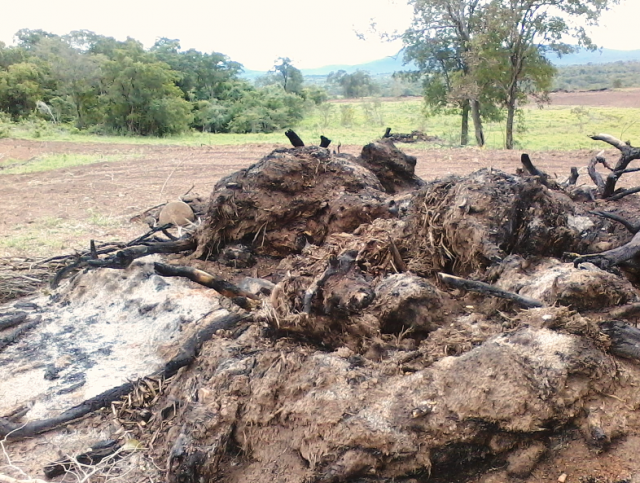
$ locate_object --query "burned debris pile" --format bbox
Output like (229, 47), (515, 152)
(3, 135), (640, 483)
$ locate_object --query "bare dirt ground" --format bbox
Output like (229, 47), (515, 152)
(550, 87), (640, 108)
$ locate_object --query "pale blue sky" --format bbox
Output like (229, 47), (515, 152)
(1, 0), (638, 71)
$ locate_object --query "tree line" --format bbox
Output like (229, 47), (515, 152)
(0, 30), (327, 136)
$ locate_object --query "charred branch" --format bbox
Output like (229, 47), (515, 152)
(606, 186), (640, 202)
(285, 129), (305, 147)
(438, 273), (544, 309)
(383, 127), (391, 138)
(561, 167), (580, 187)
(589, 134), (640, 198)
(52, 238), (196, 288)
(0, 312), (249, 440)
(589, 211), (640, 234)
(153, 262), (259, 304)
(521, 153), (548, 182)
(587, 153), (609, 194)
(573, 230), (640, 270)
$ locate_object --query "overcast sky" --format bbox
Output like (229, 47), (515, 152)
(1, 0), (639, 71)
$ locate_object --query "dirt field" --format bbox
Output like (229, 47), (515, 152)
(550, 87), (640, 108)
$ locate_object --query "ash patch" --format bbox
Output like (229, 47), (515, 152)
(0, 257), (222, 421)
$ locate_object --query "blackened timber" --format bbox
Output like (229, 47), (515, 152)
(320, 135), (331, 148)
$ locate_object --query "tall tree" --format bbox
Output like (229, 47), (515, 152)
(272, 57), (304, 94)
(402, 0), (488, 146)
(479, 0), (618, 149)
(0, 62), (45, 120)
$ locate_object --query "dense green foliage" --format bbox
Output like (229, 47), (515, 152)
(0, 30), (320, 136)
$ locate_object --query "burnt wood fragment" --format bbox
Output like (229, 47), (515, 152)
(320, 135), (331, 148)
(438, 273), (544, 309)
(600, 320), (640, 360)
(285, 129), (304, 147)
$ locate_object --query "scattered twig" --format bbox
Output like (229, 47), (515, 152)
(160, 159), (185, 195)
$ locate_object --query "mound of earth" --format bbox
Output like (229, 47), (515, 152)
(3, 139), (640, 483)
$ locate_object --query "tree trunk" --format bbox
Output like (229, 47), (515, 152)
(460, 101), (470, 146)
(470, 99), (484, 147)
(505, 102), (516, 150)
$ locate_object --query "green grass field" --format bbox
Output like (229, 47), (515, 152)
(3, 97), (640, 153)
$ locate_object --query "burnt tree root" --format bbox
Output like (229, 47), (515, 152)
(589, 134), (640, 199)
(0, 312), (249, 441)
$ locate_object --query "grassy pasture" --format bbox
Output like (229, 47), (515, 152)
(1, 96), (639, 159)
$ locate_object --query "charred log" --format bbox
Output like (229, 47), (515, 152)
(0, 317), (41, 353)
(0, 311), (28, 331)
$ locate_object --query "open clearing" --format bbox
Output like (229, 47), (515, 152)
(1, 87), (640, 258)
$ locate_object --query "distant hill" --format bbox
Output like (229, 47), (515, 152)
(241, 48), (640, 79)
(550, 48), (640, 66)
